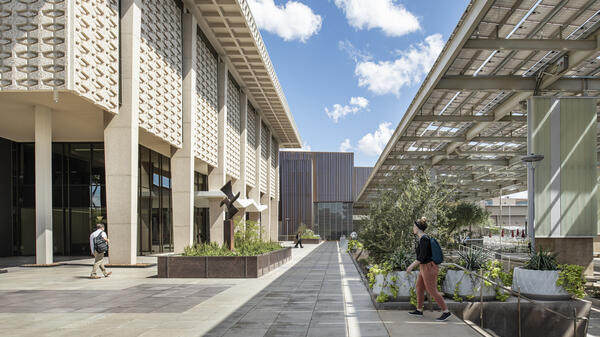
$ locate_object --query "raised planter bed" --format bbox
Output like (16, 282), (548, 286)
(300, 238), (322, 244)
(443, 270), (497, 300)
(372, 271), (419, 301)
(512, 267), (570, 300)
(157, 247), (291, 278)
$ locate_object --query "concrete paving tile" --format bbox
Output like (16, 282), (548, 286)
(221, 326), (269, 337)
(307, 325), (348, 337)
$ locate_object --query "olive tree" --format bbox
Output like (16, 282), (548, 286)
(359, 167), (456, 264)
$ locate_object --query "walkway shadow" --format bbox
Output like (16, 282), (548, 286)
(203, 243), (350, 337)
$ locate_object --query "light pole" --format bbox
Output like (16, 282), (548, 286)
(521, 153), (544, 254)
(285, 218), (290, 241)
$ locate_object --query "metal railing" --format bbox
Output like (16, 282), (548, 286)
(442, 262), (589, 337)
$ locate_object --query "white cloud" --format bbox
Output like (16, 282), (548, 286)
(325, 96), (369, 123)
(339, 139), (352, 152)
(355, 34), (444, 96)
(334, 0), (420, 37)
(339, 40), (372, 62)
(247, 0), (322, 42)
(358, 122), (393, 156)
(286, 140), (312, 151)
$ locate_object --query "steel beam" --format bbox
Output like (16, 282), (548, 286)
(399, 135), (526, 142)
(437, 76), (600, 91)
(383, 158), (508, 167)
(413, 115), (526, 122)
(463, 38), (598, 51)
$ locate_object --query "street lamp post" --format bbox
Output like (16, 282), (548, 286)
(285, 218), (290, 241)
(521, 153), (544, 254)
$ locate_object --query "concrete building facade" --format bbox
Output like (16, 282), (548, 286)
(0, 0), (301, 264)
(279, 151), (372, 240)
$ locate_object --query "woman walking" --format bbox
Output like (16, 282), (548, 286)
(406, 217), (451, 321)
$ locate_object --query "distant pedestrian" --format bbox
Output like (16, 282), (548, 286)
(294, 231), (303, 248)
(406, 217), (451, 321)
(89, 224), (112, 279)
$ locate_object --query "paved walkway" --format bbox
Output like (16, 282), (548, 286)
(0, 242), (482, 337)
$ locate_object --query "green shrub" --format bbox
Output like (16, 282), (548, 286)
(347, 240), (363, 252)
(457, 249), (488, 271)
(386, 248), (413, 271)
(557, 264), (586, 298)
(182, 218), (282, 256)
(525, 248), (558, 270)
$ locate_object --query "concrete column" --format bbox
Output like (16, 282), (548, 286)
(104, 0), (141, 264)
(270, 141), (279, 241)
(248, 114), (262, 227)
(234, 91), (247, 198)
(208, 57), (228, 245)
(35, 105), (53, 265)
(260, 128), (272, 240)
(529, 96), (598, 275)
(172, 13), (196, 253)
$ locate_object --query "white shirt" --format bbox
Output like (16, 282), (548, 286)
(90, 229), (107, 254)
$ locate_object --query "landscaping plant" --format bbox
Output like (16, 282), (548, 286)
(360, 167), (456, 264)
(524, 248), (558, 271)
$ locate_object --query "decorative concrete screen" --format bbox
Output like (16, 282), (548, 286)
(529, 97), (598, 237)
(226, 74), (241, 179)
(260, 122), (269, 193)
(271, 138), (278, 198)
(0, 0), (119, 113)
(195, 32), (218, 167)
(139, 0), (183, 147)
(246, 104), (257, 187)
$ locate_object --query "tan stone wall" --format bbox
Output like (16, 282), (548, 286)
(246, 104), (257, 188)
(260, 122), (269, 193)
(536, 237), (594, 276)
(226, 75), (240, 179)
(0, 0), (119, 113)
(194, 33), (218, 167)
(139, 0), (182, 147)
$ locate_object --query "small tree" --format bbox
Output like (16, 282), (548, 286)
(360, 167), (455, 264)
(446, 201), (490, 236)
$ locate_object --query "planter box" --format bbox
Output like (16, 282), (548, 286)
(300, 238), (321, 244)
(443, 270), (497, 300)
(372, 271), (419, 301)
(157, 247), (292, 278)
(512, 267), (570, 300)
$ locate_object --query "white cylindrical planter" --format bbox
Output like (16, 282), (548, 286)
(442, 270), (496, 300)
(372, 271), (419, 300)
(511, 267), (570, 300)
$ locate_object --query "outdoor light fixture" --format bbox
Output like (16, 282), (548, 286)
(521, 153), (544, 254)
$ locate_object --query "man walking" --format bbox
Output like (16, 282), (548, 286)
(90, 224), (112, 279)
(294, 230), (303, 248)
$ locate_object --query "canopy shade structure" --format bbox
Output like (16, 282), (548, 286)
(355, 0), (600, 208)
(185, 0), (301, 148)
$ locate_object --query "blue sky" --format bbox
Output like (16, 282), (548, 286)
(247, 0), (471, 166)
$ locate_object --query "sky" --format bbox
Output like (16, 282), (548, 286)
(246, 0), (471, 167)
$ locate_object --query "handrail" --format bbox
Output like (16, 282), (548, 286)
(442, 262), (589, 335)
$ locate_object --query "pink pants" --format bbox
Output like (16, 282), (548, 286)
(416, 262), (447, 311)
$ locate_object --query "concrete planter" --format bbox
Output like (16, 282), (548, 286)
(157, 247), (292, 278)
(511, 267), (570, 300)
(372, 271), (419, 301)
(443, 270), (496, 300)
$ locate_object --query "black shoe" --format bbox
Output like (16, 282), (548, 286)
(408, 310), (423, 317)
(437, 312), (452, 321)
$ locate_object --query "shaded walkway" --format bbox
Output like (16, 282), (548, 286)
(205, 241), (389, 337)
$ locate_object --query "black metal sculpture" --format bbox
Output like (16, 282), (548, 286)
(220, 181), (240, 220)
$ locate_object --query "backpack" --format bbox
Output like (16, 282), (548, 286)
(94, 232), (108, 254)
(429, 237), (444, 264)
